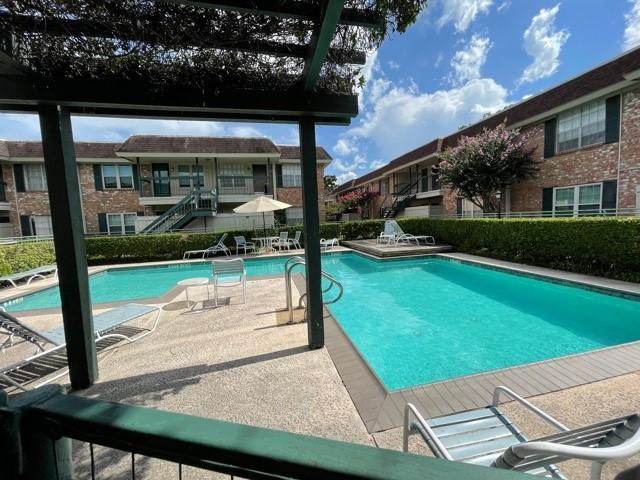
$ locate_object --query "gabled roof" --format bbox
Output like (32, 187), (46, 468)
(335, 46), (640, 193)
(0, 140), (120, 158)
(277, 145), (332, 161)
(118, 135), (279, 155)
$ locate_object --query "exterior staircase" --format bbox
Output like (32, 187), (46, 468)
(382, 181), (418, 218)
(142, 189), (217, 234)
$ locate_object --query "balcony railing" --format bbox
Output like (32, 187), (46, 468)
(140, 175), (209, 198)
(5, 385), (524, 480)
(217, 175), (272, 195)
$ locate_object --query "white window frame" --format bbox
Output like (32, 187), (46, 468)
(102, 164), (134, 189)
(556, 99), (606, 154)
(285, 207), (304, 225)
(106, 212), (137, 235)
(552, 182), (603, 217)
(281, 164), (302, 187)
(31, 215), (53, 236)
(23, 164), (48, 191)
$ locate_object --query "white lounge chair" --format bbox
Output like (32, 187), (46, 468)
(210, 258), (246, 307)
(0, 308), (52, 354)
(234, 235), (255, 255)
(272, 231), (290, 251)
(377, 220), (435, 246)
(289, 231), (302, 249)
(320, 238), (339, 250)
(403, 385), (640, 479)
(0, 264), (58, 288)
(0, 303), (161, 392)
(183, 233), (230, 259)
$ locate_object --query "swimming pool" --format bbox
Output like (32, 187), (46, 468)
(5, 252), (640, 390)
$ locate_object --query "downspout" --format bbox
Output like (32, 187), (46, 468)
(10, 163), (22, 237)
(615, 93), (624, 212)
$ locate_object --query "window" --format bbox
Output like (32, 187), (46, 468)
(285, 207), (303, 225)
(553, 183), (602, 217)
(379, 178), (389, 195)
(556, 99), (605, 153)
(32, 215), (53, 236)
(431, 172), (441, 190)
(281, 164), (302, 187)
(102, 164), (133, 189)
(219, 163), (247, 188)
(107, 213), (137, 235)
(24, 164), (47, 191)
(178, 165), (204, 188)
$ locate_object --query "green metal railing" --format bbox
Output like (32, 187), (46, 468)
(1, 385), (527, 480)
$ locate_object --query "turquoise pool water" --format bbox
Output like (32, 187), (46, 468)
(2, 257), (292, 312)
(5, 253), (640, 390)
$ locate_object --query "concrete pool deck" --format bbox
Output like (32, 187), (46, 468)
(1, 252), (639, 478)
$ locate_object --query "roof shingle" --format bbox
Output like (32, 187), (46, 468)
(1, 141), (120, 158)
(118, 135), (279, 154)
(277, 145), (332, 161)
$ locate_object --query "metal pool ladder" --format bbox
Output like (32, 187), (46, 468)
(284, 256), (344, 323)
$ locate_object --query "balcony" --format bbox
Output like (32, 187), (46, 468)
(217, 175), (273, 202)
(139, 175), (214, 205)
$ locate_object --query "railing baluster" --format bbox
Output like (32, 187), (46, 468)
(51, 438), (60, 480)
(131, 452), (136, 479)
(90, 442), (96, 480)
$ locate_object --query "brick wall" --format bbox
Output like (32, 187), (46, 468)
(274, 164), (326, 222)
(79, 164), (141, 233)
(619, 88), (640, 209)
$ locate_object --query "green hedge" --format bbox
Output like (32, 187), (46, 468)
(394, 217), (640, 283)
(0, 217), (638, 283)
(0, 241), (57, 276)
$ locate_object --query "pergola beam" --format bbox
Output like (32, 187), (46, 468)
(1, 12), (366, 65)
(0, 76), (358, 124)
(159, 0), (385, 30)
(301, 0), (344, 92)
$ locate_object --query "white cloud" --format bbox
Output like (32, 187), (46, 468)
(497, 1), (511, 12)
(434, 52), (445, 68)
(333, 138), (357, 156)
(518, 4), (570, 85)
(436, 0), (493, 33)
(369, 159), (387, 169)
(387, 60), (400, 70)
(228, 126), (266, 138)
(450, 34), (492, 85)
(347, 76), (508, 159)
(336, 171), (358, 184)
(624, 0), (640, 50)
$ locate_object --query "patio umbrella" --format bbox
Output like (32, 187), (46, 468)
(233, 195), (291, 235)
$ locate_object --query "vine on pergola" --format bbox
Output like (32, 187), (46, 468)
(0, 0), (427, 94)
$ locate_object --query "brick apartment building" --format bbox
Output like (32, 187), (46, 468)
(335, 47), (640, 219)
(0, 136), (331, 238)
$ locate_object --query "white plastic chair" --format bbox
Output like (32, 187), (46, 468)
(234, 235), (255, 255)
(289, 231), (302, 249)
(272, 231), (290, 251)
(210, 258), (246, 307)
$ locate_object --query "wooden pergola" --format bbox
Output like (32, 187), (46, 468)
(0, 0), (388, 389)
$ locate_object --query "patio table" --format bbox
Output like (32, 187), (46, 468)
(251, 236), (279, 253)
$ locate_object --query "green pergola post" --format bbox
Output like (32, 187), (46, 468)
(38, 105), (98, 389)
(299, 116), (324, 349)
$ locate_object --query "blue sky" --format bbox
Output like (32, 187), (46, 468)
(1, 0), (639, 184)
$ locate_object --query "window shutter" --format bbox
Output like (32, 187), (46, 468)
(601, 180), (617, 211)
(276, 164), (283, 188)
(14, 164), (25, 192)
(456, 198), (463, 216)
(19, 215), (32, 236)
(543, 118), (557, 158)
(98, 213), (108, 234)
(133, 162), (141, 190)
(93, 164), (103, 191)
(542, 187), (553, 214)
(605, 95), (621, 144)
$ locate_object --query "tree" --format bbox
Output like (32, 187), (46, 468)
(338, 188), (379, 214)
(436, 124), (538, 214)
(324, 175), (338, 193)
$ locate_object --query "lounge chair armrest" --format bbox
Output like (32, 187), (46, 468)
(512, 428), (640, 462)
(403, 403), (454, 460)
(492, 386), (569, 431)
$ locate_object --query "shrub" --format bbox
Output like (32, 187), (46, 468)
(395, 217), (640, 282)
(0, 241), (57, 276)
(0, 217), (637, 283)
